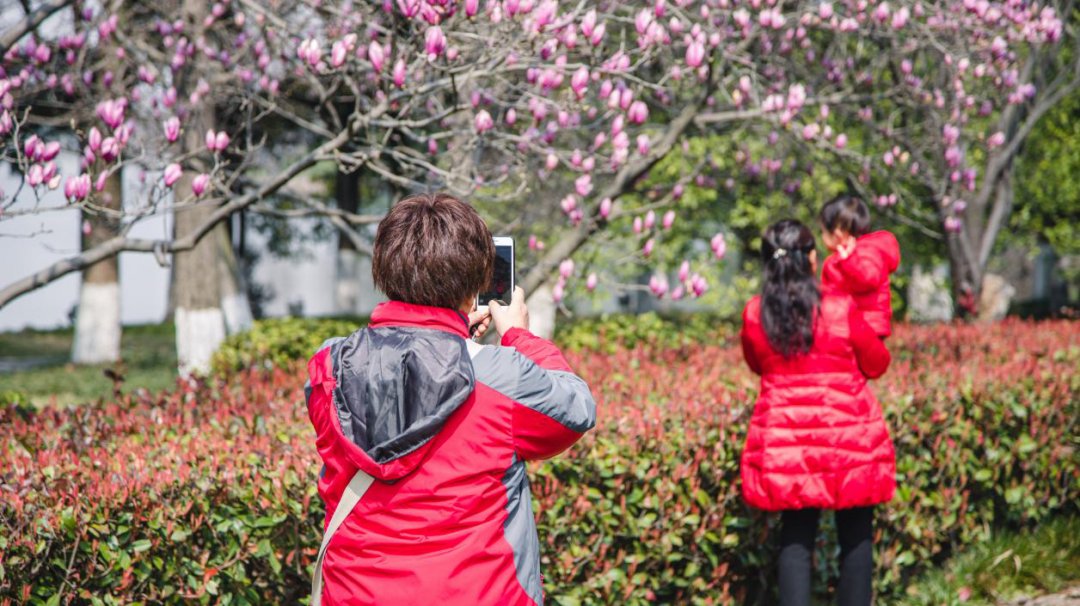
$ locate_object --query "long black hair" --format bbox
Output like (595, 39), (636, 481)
(760, 219), (820, 357)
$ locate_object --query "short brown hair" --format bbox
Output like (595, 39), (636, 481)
(372, 193), (494, 309)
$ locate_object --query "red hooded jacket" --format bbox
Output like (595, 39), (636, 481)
(820, 230), (901, 336)
(306, 301), (596, 605)
(739, 289), (896, 511)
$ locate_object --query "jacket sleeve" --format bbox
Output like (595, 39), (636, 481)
(499, 327), (597, 461)
(834, 244), (890, 293)
(848, 307), (890, 378)
(740, 306), (763, 375)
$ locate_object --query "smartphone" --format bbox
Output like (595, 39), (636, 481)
(477, 236), (515, 313)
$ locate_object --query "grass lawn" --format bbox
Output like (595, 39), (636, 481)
(899, 516), (1080, 605)
(0, 323), (178, 406)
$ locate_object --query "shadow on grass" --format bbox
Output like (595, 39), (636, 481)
(899, 516), (1080, 606)
(0, 323), (178, 407)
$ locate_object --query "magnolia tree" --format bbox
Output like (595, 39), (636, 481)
(0, 0), (1069, 371)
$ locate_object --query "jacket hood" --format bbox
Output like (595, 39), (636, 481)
(859, 231), (901, 272)
(328, 301), (475, 480)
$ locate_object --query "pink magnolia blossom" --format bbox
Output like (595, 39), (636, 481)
(505, 108), (517, 125)
(575, 174), (593, 196)
(559, 258), (575, 279)
(599, 197), (613, 219)
(192, 173), (211, 196)
(678, 260), (690, 282)
(330, 41), (348, 68)
(64, 174), (91, 202)
(474, 109), (494, 133)
(662, 210), (676, 229)
(205, 130), (230, 152)
(392, 59), (407, 88)
(100, 137), (120, 162)
(987, 131), (1005, 148)
(586, 272), (598, 291)
(648, 274), (667, 297)
(39, 141), (61, 162)
(95, 98), (126, 130)
(711, 233), (727, 259)
(835, 133), (848, 149)
(298, 38), (321, 67)
(636, 134), (650, 155)
(819, 2), (834, 19)
(26, 164), (44, 187)
(0, 111), (12, 136)
(163, 117), (180, 143)
(685, 41), (705, 68)
(627, 100), (649, 124)
(24, 135), (42, 160)
(570, 67), (589, 98)
(644, 210), (656, 230)
(691, 275), (708, 297)
(163, 163), (183, 187)
(552, 280), (565, 303)
(580, 9), (597, 38)
(465, 0), (479, 17)
(633, 216), (643, 234)
(425, 26), (447, 59)
(545, 152), (558, 171)
(368, 41), (385, 72)
(589, 23), (606, 46)
(944, 216), (963, 232)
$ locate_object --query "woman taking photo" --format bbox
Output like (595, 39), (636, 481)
(739, 219), (895, 606)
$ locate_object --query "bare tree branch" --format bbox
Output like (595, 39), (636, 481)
(0, 0), (74, 55)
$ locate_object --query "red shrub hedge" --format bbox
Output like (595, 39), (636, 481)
(1, 319), (1076, 605)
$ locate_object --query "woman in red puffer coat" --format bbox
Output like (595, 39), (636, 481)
(740, 219), (895, 606)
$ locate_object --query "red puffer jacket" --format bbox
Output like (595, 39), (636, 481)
(739, 289), (896, 511)
(821, 230), (901, 337)
(306, 301), (596, 605)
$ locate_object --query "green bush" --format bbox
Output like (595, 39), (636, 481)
(210, 316), (365, 375)
(555, 311), (738, 353)
(2, 320), (1076, 604)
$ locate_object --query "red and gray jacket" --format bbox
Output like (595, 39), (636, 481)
(820, 230), (901, 337)
(306, 301), (596, 605)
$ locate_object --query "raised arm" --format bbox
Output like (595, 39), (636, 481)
(473, 328), (597, 461)
(834, 245), (890, 293)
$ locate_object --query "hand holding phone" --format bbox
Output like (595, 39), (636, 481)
(489, 286), (529, 337)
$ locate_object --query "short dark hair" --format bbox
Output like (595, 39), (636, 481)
(372, 193), (494, 309)
(819, 195), (871, 237)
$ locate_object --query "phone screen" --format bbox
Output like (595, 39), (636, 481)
(479, 243), (514, 306)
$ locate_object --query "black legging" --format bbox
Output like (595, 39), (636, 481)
(778, 507), (874, 606)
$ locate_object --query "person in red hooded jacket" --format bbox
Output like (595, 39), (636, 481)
(306, 193), (596, 605)
(740, 219), (895, 606)
(819, 196), (901, 338)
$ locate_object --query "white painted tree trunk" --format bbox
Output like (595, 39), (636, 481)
(71, 282), (121, 364)
(216, 227), (253, 333)
(175, 307), (227, 376)
(527, 283), (557, 340)
(72, 170), (122, 365)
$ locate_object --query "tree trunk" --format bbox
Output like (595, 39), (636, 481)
(71, 170), (122, 364)
(526, 284), (557, 340)
(173, 172), (228, 376)
(171, 96), (247, 374)
(335, 167), (362, 314)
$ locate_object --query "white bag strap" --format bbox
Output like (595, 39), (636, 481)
(311, 469), (375, 606)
